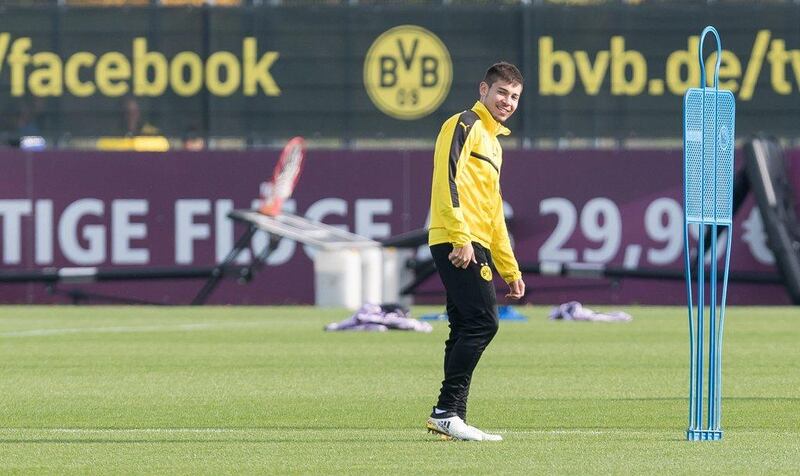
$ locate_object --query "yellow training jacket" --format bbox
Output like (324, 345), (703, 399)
(428, 101), (522, 284)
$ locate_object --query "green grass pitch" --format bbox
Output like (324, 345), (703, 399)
(1, 305), (798, 474)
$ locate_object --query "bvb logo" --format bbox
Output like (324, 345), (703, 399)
(480, 265), (493, 282)
(363, 25), (452, 120)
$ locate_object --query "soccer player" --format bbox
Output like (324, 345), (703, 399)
(425, 62), (526, 442)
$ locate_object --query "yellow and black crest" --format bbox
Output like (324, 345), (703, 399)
(363, 25), (452, 120)
(480, 264), (492, 281)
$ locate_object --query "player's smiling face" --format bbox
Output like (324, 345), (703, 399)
(479, 79), (522, 123)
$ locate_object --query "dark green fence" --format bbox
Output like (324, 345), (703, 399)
(1, 3), (799, 147)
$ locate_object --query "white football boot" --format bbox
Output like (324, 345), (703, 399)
(426, 414), (484, 441)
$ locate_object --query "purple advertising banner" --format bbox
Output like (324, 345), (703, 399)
(0, 149), (797, 305)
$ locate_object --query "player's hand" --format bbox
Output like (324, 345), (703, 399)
(448, 243), (477, 269)
(505, 279), (525, 300)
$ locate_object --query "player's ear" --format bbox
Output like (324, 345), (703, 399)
(479, 81), (489, 98)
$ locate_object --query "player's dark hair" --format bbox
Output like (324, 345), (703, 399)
(483, 62), (523, 87)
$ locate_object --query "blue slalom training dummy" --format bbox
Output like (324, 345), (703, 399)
(683, 25), (735, 442)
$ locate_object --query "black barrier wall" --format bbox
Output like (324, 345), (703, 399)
(1, 3), (799, 146)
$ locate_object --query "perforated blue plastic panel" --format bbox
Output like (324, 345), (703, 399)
(683, 88), (735, 224)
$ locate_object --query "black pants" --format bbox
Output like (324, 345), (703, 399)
(430, 242), (499, 421)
